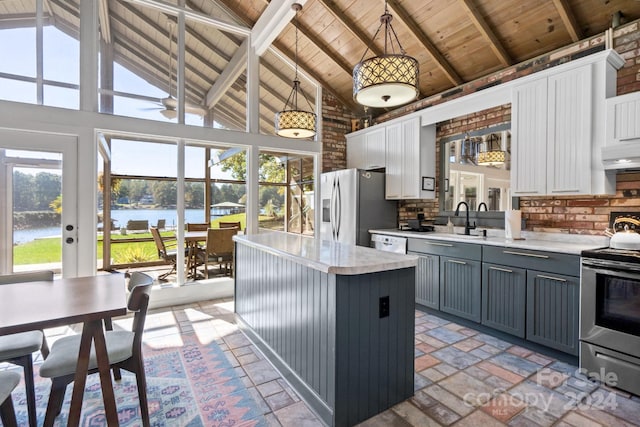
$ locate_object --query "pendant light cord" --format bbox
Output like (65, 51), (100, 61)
(283, 3), (314, 113)
(358, 0), (406, 62)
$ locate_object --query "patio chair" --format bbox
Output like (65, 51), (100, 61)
(0, 371), (21, 427)
(150, 226), (186, 280)
(0, 270), (54, 427)
(219, 221), (241, 229)
(40, 272), (154, 427)
(198, 227), (238, 278)
(186, 222), (209, 231)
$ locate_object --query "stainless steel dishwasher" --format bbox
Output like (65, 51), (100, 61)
(371, 234), (407, 254)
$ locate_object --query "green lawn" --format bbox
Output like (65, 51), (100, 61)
(14, 214), (263, 265)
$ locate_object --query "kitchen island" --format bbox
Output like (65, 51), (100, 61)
(233, 232), (418, 427)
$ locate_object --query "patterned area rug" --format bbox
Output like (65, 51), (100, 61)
(6, 334), (266, 427)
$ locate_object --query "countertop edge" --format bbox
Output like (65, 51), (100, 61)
(234, 233), (418, 275)
(369, 229), (607, 255)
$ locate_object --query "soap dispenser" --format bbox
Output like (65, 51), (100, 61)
(447, 217), (454, 234)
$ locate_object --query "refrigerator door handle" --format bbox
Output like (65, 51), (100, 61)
(331, 177), (337, 239)
(335, 178), (342, 240)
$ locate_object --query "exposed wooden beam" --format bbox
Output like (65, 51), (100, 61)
(315, 0), (384, 58)
(551, 0), (581, 42)
(206, 39), (248, 107)
(459, 0), (511, 67)
(386, 0), (463, 86)
(98, 0), (111, 43)
(251, 0), (308, 55)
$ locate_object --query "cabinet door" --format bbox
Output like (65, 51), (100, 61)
(365, 127), (386, 169)
(482, 263), (526, 337)
(512, 78), (548, 195)
(411, 251), (439, 309)
(346, 133), (366, 169)
(385, 123), (403, 199)
(526, 270), (579, 355)
(401, 117), (421, 198)
(547, 65), (592, 194)
(439, 257), (481, 322)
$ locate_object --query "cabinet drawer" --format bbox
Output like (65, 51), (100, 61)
(482, 245), (579, 276)
(408, 239), (482, 260)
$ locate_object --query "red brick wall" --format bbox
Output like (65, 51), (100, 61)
(321, 92), (356, 173)
(392, 20), (640, 233)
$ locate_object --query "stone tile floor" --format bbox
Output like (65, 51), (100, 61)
(39, 299), (640, 426)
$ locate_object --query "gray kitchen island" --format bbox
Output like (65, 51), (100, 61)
(233, 232), (418, 427)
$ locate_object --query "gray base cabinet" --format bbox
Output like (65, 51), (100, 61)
(526, 270), (580, 356)
(440, 256), (481, 322)
(406, 238), (581, 355)
(411, 251), (439, 309)
(482, 263), (527, 337)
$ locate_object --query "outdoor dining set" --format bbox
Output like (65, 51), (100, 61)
(150, 222), (241, 280)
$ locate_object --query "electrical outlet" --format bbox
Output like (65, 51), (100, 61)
(379, 296), (389, 318)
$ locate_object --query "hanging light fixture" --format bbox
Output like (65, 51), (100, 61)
(275, 3), (316, 139)
(477, 133), (506, 166)
(353, 0), (419, 108)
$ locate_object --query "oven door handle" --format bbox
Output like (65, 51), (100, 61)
(583, 265), (640, 280)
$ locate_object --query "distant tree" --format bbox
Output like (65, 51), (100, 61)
(220, 152), (285, 182)
(185, 182), (204, 208)
(13, 171), (35, 211)
(34, 172), (61, 210)
(151, 181), (177, 206)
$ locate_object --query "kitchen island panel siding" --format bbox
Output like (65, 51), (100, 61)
(334, 268), (415, 427)
(235, 243), (337, 408)
(235, 240), (416, 426)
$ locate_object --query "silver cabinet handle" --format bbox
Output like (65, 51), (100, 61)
(426, 242), (454, 247)
(503, 250), (549, 259)
(537, 274), (566, 282)
(448, 259), (466, 265)
(489, 266), (513, 273)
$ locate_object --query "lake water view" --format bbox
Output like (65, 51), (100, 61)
(13, 208), (225, 244)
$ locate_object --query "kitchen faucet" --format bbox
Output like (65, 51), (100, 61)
(477, 202), (488, 212)
(454, 201), (476, 235)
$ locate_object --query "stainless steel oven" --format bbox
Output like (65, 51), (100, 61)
(581, 255), (640, 396)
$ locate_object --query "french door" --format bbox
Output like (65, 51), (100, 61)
(0, 129), (78, 276)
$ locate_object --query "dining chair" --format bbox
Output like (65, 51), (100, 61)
(198, 227), (238, 278)
(186, 222), (209, 231)
(219, 221), (241, 230)
(39, 272), (154, 427)
(150, 226), (186, 280)
(0, 270), (54, 427)
(0, 371), (21, 427)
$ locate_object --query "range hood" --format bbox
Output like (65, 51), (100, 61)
(602, 141), (640, 171)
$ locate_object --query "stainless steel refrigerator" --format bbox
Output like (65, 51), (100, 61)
(320, 168), (397, 246)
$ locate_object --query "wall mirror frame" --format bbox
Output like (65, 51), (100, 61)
(437, 122), (519, 228)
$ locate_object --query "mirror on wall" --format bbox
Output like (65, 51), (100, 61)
(441, 126), (511, 213)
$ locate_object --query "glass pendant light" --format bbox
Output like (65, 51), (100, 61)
(275, 3), (317, 139)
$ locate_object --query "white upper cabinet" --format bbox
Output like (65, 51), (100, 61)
(546, 66), (592, 194)
(346, 127), (385, 170)
(606, 91), (640, 145)
(512, 77), (548, 195)
(512, 50), (623, 196)
(385, 117), (435, 200)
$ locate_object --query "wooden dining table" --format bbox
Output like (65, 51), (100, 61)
(183, 230), (208, 278)
(0, 274), (127, 427)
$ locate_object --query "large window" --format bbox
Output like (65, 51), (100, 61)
(0, 4), (79, 108)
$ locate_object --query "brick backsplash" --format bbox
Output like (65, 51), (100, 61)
(324, 19), (640, 234)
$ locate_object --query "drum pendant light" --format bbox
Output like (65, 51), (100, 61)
(353, 0), (419, 108)
(275, 3), (317, 139)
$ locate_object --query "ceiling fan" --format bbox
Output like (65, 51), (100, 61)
(143, 22), (206, 119)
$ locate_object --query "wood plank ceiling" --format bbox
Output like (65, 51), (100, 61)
(2, 0), (640, 131)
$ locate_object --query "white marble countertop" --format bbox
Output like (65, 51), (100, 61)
(234, 232), (418, 275)
(369, 228), (609, 255)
